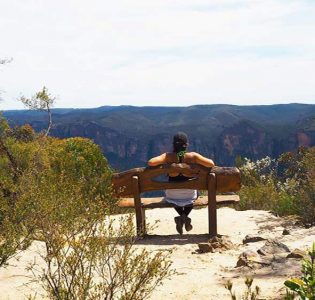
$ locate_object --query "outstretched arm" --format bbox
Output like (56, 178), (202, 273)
(193, 152), (215, 167)
(147, 153), (167, 166)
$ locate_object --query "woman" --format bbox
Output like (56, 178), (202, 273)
(147, 132), (215, 234)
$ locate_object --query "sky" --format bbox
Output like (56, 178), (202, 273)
(0, 0), (315, 110)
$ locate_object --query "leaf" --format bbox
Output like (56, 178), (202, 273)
(284, 279), (303, 292)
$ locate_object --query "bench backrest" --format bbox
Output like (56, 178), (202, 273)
(112, 163), (241, 197)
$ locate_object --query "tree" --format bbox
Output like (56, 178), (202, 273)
(19, 87), (55, 136)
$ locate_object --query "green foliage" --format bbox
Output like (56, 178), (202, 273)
(11, 124), (35, 142)
(0, 117), (174, 299)
(284, 242), (315, 299)
(225, 277), (260, 300)
(19, 86), (55, 111)
(238, 147), (315, 223)
(0, 116), (114, 266)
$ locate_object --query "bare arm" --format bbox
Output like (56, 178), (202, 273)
(147, 153), (167, 166)
(193, 152), (215, 167)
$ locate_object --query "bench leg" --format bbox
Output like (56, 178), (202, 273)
(132, 176), (146, 237)
(208, 173), (217, 237)
(141, 208), (146, 235)
(135, 207), (146, 237)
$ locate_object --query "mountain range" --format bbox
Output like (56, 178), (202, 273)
(3, 103), (315, 171)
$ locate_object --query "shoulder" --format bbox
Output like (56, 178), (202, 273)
(148, 152), (173, 166)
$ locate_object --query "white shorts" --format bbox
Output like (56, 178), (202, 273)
(164, 189), (198, 207)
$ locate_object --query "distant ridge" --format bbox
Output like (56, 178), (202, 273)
(4, 103), (315, 170)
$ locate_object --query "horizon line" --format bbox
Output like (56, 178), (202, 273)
(2, 102), (315, 112)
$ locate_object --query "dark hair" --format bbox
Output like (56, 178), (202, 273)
(173, 132), (188, 153)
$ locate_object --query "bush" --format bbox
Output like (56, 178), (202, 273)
(29, 215), (173, 300)
(238, 147), (315, 223)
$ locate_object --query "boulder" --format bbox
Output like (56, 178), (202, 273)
(236, 250), (271, 268)
(257, 240), (290, 256)
(198, 243), (213, 253)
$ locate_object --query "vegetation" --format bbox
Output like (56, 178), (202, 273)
(238, 146), (315, 223)
(0, 115), (173, 299)
(285, 242), (315, 299)
(225, 277), (260, 300)
(19, 86), (55, 136)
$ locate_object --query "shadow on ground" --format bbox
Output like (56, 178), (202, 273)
(135, 233), (210, 245)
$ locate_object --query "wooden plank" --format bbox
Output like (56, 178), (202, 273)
(208, 173), (217, 237)
(112, 164), (241, 196)
(132, 176), (145, 236)
(117, 194), (239, 209)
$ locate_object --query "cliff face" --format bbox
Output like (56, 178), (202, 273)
(4, 104), (315, 170)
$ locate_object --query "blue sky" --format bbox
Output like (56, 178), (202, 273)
(0, 0), (315, 109)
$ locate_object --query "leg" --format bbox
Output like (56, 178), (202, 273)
(182, 205), (193, 232)
(183, 206), (193, 216)
(174, 207), (184, 216)
(174, 207), (184, 234)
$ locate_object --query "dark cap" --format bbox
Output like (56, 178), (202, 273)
(173, 132), (188, 145)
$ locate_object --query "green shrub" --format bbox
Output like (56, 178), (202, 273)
(285, 242), (315, 299)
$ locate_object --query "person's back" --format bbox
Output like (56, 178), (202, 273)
(147, 132), (215, 234)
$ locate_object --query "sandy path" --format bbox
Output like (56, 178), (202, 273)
(1, 207), (314, 299)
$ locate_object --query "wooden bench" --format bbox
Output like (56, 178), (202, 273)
(112, 163), (241, 237)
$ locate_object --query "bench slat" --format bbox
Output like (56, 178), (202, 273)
(117, 194), (239, 209)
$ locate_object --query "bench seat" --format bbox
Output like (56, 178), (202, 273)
(118, 194), (239, 209)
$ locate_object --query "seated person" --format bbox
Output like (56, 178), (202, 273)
(147, 132), (215, 234)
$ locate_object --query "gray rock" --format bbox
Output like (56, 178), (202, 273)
(257, 240), (290, 256)
(243, 234), (266, 244)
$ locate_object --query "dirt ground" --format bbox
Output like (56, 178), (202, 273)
(1, 207), (314, 300)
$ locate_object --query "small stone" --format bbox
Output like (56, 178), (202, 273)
(282, 229), (290, 235)
(236, 256), (247, 267)
(287, 249), (306, 259)
(198, 243), (213, 253)
(243, 234), (266, 244)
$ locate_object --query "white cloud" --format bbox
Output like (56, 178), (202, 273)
(0, 0), (314, 109)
